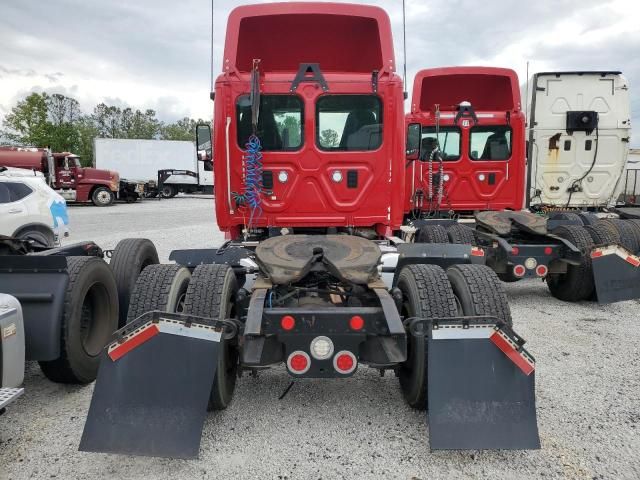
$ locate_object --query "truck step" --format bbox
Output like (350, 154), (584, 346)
(0, 387), (24, 410)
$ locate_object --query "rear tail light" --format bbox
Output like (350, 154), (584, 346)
(535, 265), (548, 277)
(349, 315), (364, 331)
(287, 351), (311, 374)
(333, 351), (357, 374)
(280, 315), (295, 331)
(513, 265), (526, 277)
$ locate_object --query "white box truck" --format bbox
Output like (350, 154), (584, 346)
(526, 71), (631, 209)
(94, 138), (213, 197)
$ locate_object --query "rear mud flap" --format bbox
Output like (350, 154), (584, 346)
(426, 319), (540, 450)
(80, 312), (230, 459)
(591, 246), (640, 304)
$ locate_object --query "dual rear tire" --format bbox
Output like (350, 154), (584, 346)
(396, 263), (511, 409)
(126, 262), (239, 411)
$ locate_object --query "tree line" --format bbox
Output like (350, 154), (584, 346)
(1, 92), (207, 166)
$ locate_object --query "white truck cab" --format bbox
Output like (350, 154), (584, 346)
(526, 71), (631, 209)
(0, 167), (70, 246)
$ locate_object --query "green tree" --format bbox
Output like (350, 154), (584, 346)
(162, 117), (206, 141)
(2, 92), (51, 146)
(75, 116), (99, 166)
(93, 103), (124, 138)
(320, 128), (339, 148)
(45, 94), (81, 152)
(92, 103), (162, 139)
(276, 115), (302, 147)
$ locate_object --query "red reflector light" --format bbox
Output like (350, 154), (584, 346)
(626, 256), (640, 267)
(287, 351), (310, 374)
(544, 247), (553, 255)
(349, 315), (364, 331)
(333, 351), (357, 374)
(535, 265), (548, 277)
(280, 315), (295, 331)
(471, 247), (485, 257)
(513, 265), (526, 277)
(591, 250), (603, 258)
(511, 247), (519, 256)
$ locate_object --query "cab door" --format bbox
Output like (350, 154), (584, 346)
(56, 157), (75, 188)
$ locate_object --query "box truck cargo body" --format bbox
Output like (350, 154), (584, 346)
(94, 139), (213, 195)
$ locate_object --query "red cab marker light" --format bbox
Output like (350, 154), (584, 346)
(544, 246), (553, 255)
(626, 255), (640, 267)
(287, 351), (310, 374)
(349, 315), (364, 331)
(281, 315), (295, 331)
(333, 351), (357, 374)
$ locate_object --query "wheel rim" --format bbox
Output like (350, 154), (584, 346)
(175, 292), (186, 313)
(96, 190), (111, 205)
(162, 186), (173, 197)
(79, 282), (113, 357)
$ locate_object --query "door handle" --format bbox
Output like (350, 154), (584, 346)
(9, 208), (23, 214)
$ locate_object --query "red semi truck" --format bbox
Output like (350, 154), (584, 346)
(404, 67), (526, 217)
(77, 3), (540, 458)
(0, 147), (120, 206)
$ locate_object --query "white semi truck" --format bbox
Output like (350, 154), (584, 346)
(94, 138), (213, 197)
(526, 71), (631, 209)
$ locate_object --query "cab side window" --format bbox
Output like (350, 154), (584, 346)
(470, 126), (512, 160)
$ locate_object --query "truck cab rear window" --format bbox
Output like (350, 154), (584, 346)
(316, 95), (382, 151)
(420, 127), (460, 161)
(470, 126), (512, 161)
(237, 95), (303, 151)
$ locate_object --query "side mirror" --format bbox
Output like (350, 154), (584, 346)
(196, 124), (213, 161)
(406, 123), (421, 161)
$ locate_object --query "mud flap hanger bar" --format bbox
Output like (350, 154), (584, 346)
(113, 310), (240, 344)
(408, 315), (535, 376)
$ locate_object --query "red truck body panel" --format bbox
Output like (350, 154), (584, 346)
(0, 148), (48, 171)
(213, 3), (405, 238)
(405, 67), (526, 214)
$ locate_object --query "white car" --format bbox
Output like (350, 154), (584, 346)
(0, 167), (69, 247)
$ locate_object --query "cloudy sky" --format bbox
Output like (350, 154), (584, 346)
(1, 0), (638, 145)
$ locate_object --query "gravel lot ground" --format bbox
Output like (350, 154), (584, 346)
(1, 196), (639, 480)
